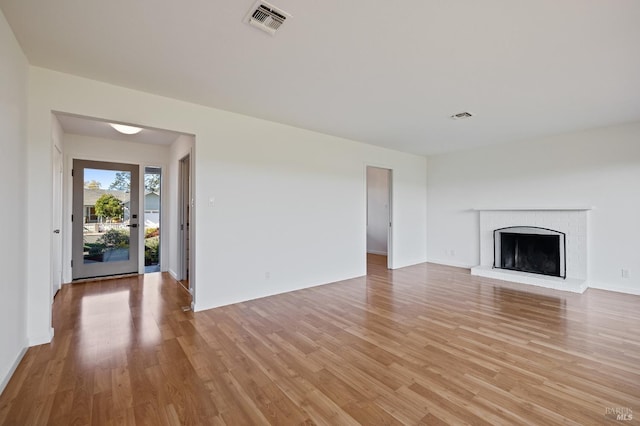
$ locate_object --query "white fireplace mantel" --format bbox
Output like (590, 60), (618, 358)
(470, 208), (590, 293)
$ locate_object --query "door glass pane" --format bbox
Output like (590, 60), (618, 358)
(83, 168), (131, 264)
(144, 167), (161, 273)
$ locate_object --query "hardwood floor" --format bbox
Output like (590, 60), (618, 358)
(366, 253), (388, 276)
(1, 261), (639, 425)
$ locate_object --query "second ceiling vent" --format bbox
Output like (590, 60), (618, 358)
(245, 1), (291, 35)
(450, 111), (474, 120)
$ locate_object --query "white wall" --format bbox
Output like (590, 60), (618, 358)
(61, 133), (171, 282)
(427, 123), (640, 294)
(26, 67), (428, 344)
(0, 9), (29, 392)
(367, 167), (389, 255)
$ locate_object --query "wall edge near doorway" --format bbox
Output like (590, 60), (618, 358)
(168, 269), (179, 281)
(0, 345), (28, 395)
(27, 327), (53, 346)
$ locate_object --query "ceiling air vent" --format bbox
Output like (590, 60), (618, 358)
(450, 111), (474, 120)
(245, 1), (291, 35)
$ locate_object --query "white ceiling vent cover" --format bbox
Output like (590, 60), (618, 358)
(245, 1), (291, 35)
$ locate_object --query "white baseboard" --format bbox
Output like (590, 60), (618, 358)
(427, 258), (474, 269)
(193, 272), (365, 313)
(367, 250), (388, 256)
(588, 281), (640, 295)
(0, 344), (28, 395)
(391, 258), (429, 270)
(168, 269), (179, 281)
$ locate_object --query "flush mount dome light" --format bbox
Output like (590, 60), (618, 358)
(110, 123), (143, 134)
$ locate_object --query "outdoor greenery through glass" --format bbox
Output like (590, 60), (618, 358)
(83, 168), (131, 264)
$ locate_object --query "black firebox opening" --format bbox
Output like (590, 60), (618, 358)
(500, 233), (561, 277)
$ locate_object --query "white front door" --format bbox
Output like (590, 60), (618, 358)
(72, 159), (140, 279)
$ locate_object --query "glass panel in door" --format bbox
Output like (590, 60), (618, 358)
(72, 160), (140, 279)
(144, 166), (161, 273)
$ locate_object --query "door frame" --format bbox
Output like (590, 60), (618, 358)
(71, 159), (140, 280)
(178, 154), (191, 286)
(365, 164), (393, 269)
(143, 165), (163, 273)
(51, 145), (63, 300)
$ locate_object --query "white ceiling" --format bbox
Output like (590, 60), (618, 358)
(3, 0), (640, 155)
(55, 113), (183, 146)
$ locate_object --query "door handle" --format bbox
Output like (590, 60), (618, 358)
(128, 224), (138, 228)
(53, 229), (60, 234)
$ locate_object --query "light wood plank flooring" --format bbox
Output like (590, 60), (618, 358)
(1, 258), (639, 425)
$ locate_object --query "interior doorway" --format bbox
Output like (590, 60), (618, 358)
(144, 166), (161, 273)
(366, 166), (392, 272)
(178, 154), (191, 290)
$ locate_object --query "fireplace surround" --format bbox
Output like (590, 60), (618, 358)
(471, 208), (591, 293)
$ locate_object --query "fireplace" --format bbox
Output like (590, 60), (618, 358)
(494, 226), (566, 279)
(471, 208), (589, 293)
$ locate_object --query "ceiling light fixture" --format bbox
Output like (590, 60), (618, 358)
(110, 123), (143, 134)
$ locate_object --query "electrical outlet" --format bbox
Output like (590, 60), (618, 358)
(450, 249), (456, 257)
(265, 271), (270, 280)
(621, 269), (629, 279)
